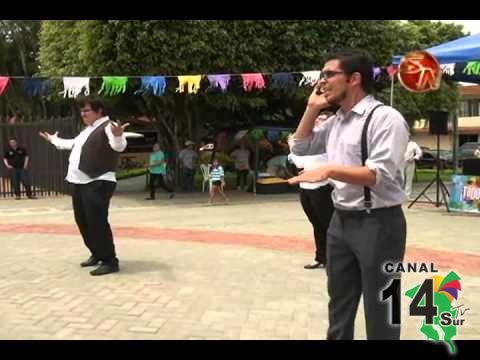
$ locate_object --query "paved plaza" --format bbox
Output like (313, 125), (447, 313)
(0, 178), (478, 340)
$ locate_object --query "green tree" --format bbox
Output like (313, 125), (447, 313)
(37, 20), (467, 149)
(0, 20), (43, 120)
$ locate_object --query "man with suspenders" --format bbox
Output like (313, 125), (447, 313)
(289, 49), (409, 340)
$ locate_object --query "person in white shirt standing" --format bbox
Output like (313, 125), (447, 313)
(39, 96), (129, 276)
(474, 146), (480, 158)
(404, 137), (423, 200)
(288, 110), (336, 270)
(230, 142), (251, 191)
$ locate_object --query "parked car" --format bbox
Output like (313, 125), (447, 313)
(459, 142), (480, 160)
(416, 148), (453, 169)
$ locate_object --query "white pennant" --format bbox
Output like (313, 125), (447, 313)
(440, 64), (455, 76)
(299, 71), (321, 87)
(63, 77), (90, 98)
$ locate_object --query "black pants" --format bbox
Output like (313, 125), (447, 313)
(72, 181), (118, 264)
(326, 206), (406, 340)
(150, 173), (174, 198)
(182, 168), (195, 192)
(299, 185), (334, 264)
(11, 168), (32, 197)
(236, 169), (249, 189)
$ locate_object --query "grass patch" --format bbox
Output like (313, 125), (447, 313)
(415, 169), (455, 182)
(117, 168), (148, 180)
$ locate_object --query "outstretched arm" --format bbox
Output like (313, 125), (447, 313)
(39, 131), (75, 150)
(106, 121), (129, 152)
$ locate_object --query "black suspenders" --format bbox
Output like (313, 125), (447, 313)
(361, 104), (384, 213)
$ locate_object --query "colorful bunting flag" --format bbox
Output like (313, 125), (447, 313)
(136, 76), (167, 96)
(387, 65), (398, 79)
(207, 74), (231, 92)
(440, 64), (455, 76)
(177, 75), (202, 94)
(373, 67), (382, 81)
(241, 73), (266, 92)
(271, 73), (295, 89)
(63, 77), (90, 98)
(0, 77), (10, 96)
(23, 78), (51, 97)
(99, 77), (129, 96)
(299, 71), (321, 87)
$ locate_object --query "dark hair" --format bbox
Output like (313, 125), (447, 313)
(325, 48), (375, 94)
(76, 95), (106, 115)
(8, 136), (17, 142)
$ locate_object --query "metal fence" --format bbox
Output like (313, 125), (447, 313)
(0, 117), (77, 198)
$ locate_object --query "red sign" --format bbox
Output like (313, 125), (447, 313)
(398, 51), (442, 93)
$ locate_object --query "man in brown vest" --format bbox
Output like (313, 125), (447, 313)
(39, 96), (129, 276)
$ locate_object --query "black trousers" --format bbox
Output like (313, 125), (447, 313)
(326, 206), (406, 340)
(182, 168), (195, 192)
(299, 185), (334, 264)
(150, 173), (174, 198)
(72, 181), (118, 264)
(236, 169), (249, 189)
(11, 168), (32, 197)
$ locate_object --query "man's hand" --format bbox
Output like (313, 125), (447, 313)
(39, 131), (58, 142)
(111, 121), (130, 137)
(307, 82), (330, 112)
(288, 165), (332, 185)
(5, 164), (13, 169)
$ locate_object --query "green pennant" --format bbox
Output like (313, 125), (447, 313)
(280, 131), (290, 141)
(251, 129), (265, 141)
(99, 76), (129, 96)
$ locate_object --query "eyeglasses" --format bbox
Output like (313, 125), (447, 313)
(319, 70), (345, 80)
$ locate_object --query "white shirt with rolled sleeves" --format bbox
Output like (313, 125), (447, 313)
(404, 141), (423, 163)
(288, 153), (329, 190)
(291, 95), (409, 210)
(50, 116), (127, 184)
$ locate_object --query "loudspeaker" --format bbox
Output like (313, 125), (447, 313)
(462, 159), (480, 176)
(428, 111), (449, 135)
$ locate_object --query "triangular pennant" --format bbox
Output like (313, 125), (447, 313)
(298, 71), (321, 87)
(99, 77), (129, 96)
(136, 76), (167, 96)
(207, 74), (231, 92)
(271, 73), (295, 89)
(176, 75), (202, 94)
(387, 65), (398, 79)
(63, 77), (90, 98)
(241, 73), (266, 92)
(23, 78), (51, 97)
(440, 63), (456, 77)
(0, 77), (11, 96)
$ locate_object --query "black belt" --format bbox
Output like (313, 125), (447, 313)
(335, 205), (401, 217)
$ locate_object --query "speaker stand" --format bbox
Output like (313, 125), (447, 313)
(408, 133), (450, 211)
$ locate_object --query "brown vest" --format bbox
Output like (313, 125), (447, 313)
(78, 121), (121, 178)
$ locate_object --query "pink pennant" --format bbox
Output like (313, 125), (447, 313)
(0, 77), (11, 96)
(241, 73), (266, 92)
(387, 65), (398, 79)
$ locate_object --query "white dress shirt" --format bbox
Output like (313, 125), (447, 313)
(50, 116), (127, 184)
(291, 95), (409, 210)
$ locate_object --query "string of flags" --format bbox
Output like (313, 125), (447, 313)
(2, 61), (480, 99)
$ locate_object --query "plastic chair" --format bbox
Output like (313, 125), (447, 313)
(200, 164), (212, 192)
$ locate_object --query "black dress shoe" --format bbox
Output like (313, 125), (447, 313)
(90, 262), (119, 276)
(304, 261), (326, 269)
(80, 256), (100, 267)
(145, 197), (155, 200)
